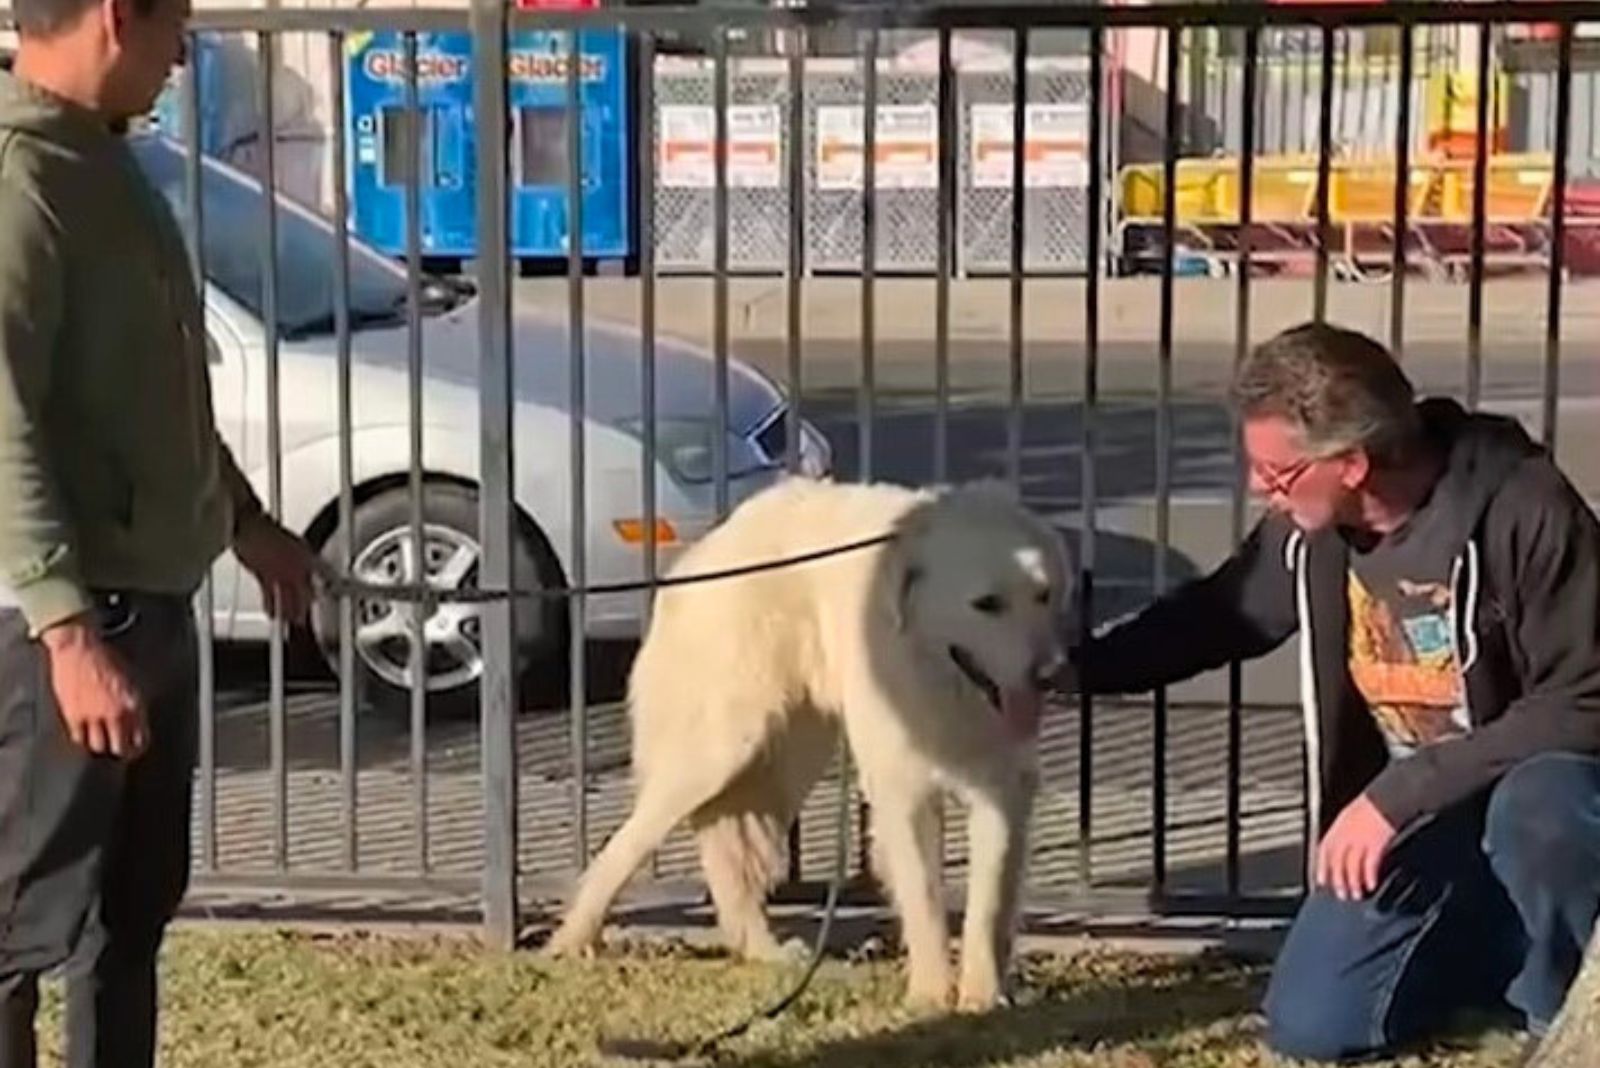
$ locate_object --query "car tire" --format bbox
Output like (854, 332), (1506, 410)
(311, 483), (568, 720)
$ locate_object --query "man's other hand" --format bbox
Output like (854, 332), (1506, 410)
(1315, 792), (1398, 901)
(42, 619), (147, 759)
(234, 513), (318, 626)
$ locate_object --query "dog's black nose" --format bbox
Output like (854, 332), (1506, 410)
(1031, 651), (1068, 691)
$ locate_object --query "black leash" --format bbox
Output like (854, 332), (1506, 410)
(313, 533), (897, 609)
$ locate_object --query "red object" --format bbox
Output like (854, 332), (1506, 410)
(1568, 180), (1600, 219)
(1504, 16), (1564, 41)
(514, 0), (598, 9)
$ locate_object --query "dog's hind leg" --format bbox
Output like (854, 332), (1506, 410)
(544, 728), (765, 958)
(692, 707), (837, 962)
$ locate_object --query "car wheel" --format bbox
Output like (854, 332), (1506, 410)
(311, 483), (568, 719)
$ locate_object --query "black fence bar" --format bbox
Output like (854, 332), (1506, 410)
(1077, 23), (1104, 893)
(712, 27), (731, 518)
(402, 29), (430, 876)
(1007, 29), (1027, 487)
(1227, 24), (1261, 903)
(640, 34), (660, 625)
(935, 27), (954, 486)
(471, 0), (520, 948)
(567, 25), (591, 868)
(1391, 22), (1415, 355)
(860, 27), (879, 485)
(784, 27), (805, 479)
(856, 26), (882, 876)
(784, 26), (807, 886)
(1466, 20), (1490, 411)
(329, 30), (359, 873)
(1313, 24), (1334, 323)
(256, 28), (287, 873)
(1543, 22), (1574, 453)
(180, 33), (216, 877)
(1152, 23), (1181, 896)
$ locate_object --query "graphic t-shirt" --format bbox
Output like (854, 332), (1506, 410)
(1346, 496), (1472, 759)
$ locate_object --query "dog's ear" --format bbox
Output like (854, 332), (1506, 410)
(888, 495), (941, 632)
(893, 563), (922, 633)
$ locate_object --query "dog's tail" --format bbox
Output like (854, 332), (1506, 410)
(693, 804), (788, 904)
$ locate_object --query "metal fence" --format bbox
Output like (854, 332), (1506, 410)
(159, 1), (1596, 949)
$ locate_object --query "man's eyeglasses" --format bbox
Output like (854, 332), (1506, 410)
(1251, 456), (1317, 497)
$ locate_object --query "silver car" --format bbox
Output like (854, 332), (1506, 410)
(130, 134), (832, 716)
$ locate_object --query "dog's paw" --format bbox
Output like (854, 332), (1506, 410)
(955, 976), (1010, 1014)
(540, 930), (596, 960)
(903, 975), (954, 1015)
(778, 936), (812, 965)
(745, 936), (811, 966)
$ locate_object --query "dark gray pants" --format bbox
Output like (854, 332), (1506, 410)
(0, 593), (197, 1068)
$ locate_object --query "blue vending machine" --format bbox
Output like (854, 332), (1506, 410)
(347, 32), (477, 257)
(506, 29), (630, 260)
(346, 27), (632, 262)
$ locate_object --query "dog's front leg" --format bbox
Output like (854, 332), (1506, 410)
(956, 764), (1038, 1012)
(866, 785), (952, 1011)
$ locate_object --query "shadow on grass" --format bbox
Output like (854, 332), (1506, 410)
(724, 950), (1272, 1068)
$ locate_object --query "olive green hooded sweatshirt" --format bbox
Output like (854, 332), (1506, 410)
(0, 71), (261, 635)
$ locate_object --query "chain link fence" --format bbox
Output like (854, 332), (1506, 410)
(652, 52), (1095, 275)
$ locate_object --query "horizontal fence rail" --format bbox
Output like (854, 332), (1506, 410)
(31, 1), (1586, 945)
(164, 3), (1600, 34)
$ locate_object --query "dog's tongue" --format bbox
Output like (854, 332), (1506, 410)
(1000, 688), (1043, 742)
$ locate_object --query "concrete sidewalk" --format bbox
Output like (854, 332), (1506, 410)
(522, 275), (1600, 353)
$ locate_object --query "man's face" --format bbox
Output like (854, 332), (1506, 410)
(106, 0), (189, 118)
(1242, 414), (1363, 532)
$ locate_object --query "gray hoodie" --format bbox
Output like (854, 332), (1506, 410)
(0, 72), (260, 634)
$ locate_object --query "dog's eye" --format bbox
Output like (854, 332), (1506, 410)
(1035, 589), (1051, 606)
(972, 594), (1005, 615)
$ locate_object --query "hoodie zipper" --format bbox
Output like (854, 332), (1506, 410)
(1287, 530), (1323, 864)
(1449, 540), (1482, 728)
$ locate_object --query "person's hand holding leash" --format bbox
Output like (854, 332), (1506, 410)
(234, 512), (318, 625)
(1315, 792), (1397, 901)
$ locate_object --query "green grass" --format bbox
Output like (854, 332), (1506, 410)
(31, 928), (1526, 1067)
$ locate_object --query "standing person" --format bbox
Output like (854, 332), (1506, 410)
(0, 0), (318, 1063)
(1069, 322), (1600, 1062)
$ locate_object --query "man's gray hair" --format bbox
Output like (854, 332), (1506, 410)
(1231, 322), (1421, 467)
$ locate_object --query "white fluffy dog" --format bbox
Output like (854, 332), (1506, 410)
(544, 477), (1072, 1011)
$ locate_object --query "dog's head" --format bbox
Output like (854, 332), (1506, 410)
(890, 482), (1074, 743)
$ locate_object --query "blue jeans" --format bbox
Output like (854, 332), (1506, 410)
(1263, 752), (1600, 1063)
